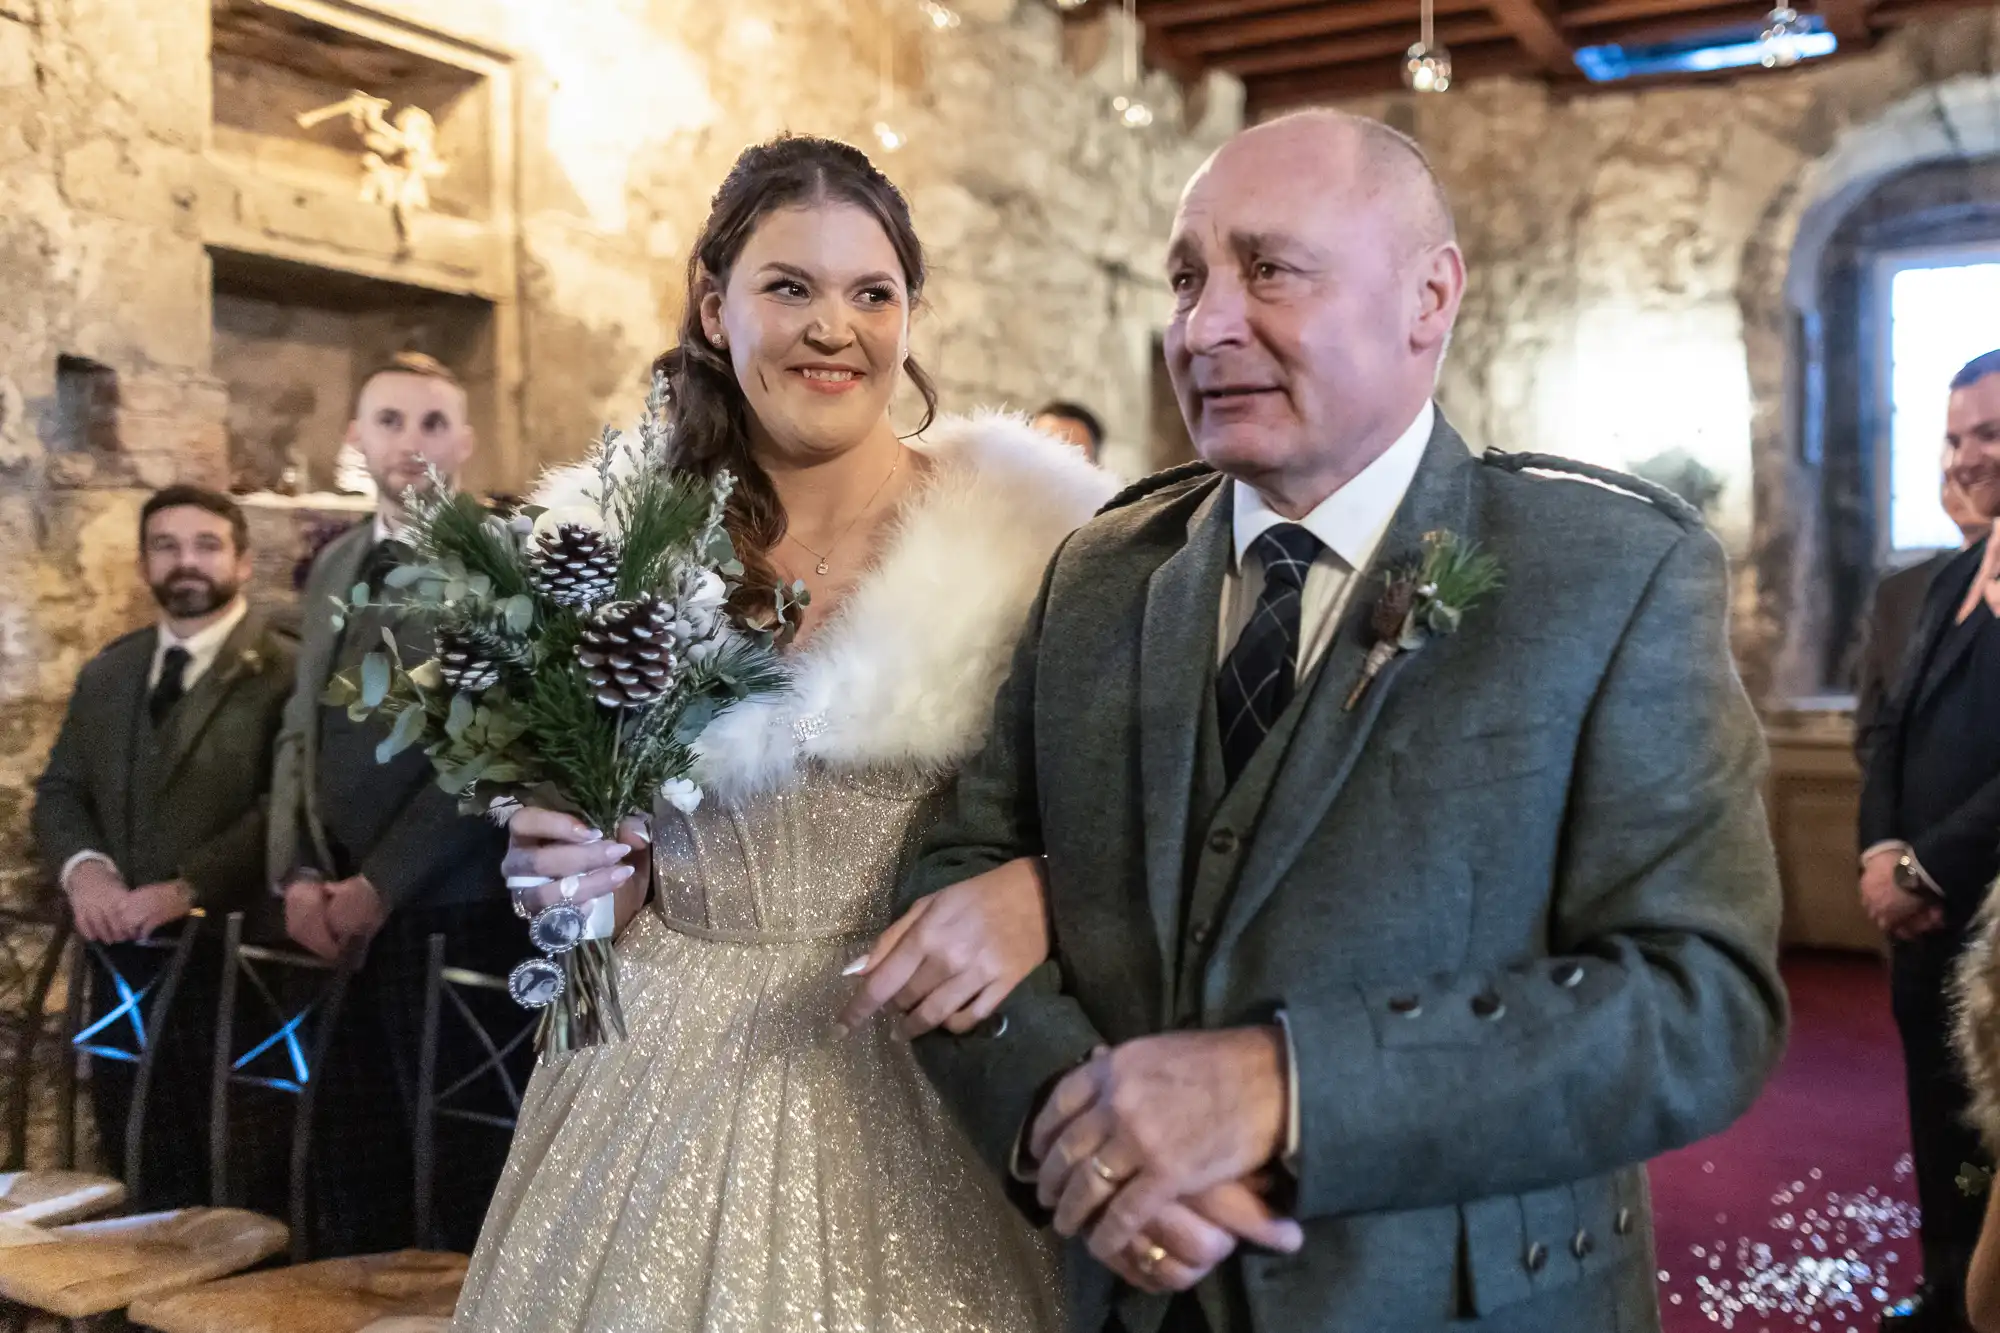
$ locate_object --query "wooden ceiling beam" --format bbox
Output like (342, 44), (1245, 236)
(1869, 0), (1983, 26)
(1819, 0), (1877, 40)
(1246, 40), (1538, 109)
(1560, 0), (1730, 27)
(1137, 0), (1330, 29)
(1569, 3), (1774, 45)
(1218, 18), (1511, 76)
(1485, 0), (1578, 69)
(1168, 0), (1488, 54)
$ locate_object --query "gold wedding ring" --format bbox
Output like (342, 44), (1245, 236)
(1137, 1243), (1168, 1276)
(1088, 1155), (1121, 1185)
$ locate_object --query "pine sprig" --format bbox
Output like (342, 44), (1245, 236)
(1420, 530), (1504, 608)
(611, 470), (711, 601)
(409, 487), (534, 601)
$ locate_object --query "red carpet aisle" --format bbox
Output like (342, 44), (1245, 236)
(1651, 951), (1923, 1330)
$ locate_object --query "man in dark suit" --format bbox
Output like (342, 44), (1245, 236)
(885, 111), (1785, 1332)
(267, 352), (524, 1255)
(1861, 349), (2000, 1332)
(33, 485), (296, 1210)
(1855, 454), (1988, 769)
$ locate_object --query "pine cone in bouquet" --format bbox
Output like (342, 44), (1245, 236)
(436, 622), (517, 694)
(578, 595), (679, 708)
(531, 523), (620, 609)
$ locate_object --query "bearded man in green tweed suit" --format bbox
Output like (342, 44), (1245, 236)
(873, 110), (1787, 1333)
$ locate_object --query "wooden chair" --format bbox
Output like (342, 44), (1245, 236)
(0, 914), (344, 1327)
(130, 935), (532, 1333)
(0, 908), (126, 1231)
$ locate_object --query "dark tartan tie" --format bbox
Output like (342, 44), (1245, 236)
(1217, 523), (1324, 785)
(149, 645), (191, 728)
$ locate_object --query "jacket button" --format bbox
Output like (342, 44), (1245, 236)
(1524, 1242), (1548, 1273)
(1387, 994), (1422, 1017)
(1470, 992), (1506, 1020)
(1191, 919), (1213, 946)
(1571, 1229), (1594, 1259)
(1553, 962), (1585, 989)
(1207, 829), (1237, 855)
(1614, 1207), (1633, 1236)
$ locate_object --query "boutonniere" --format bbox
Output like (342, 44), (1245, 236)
(1344, 529), (1503, 712)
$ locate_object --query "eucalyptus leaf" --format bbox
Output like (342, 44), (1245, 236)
(409, 660), (445, 691)
(673, 696), (718, 745)
(347, 702), (372, 723)
(376, 704), (426, 763)
(436, 754), (492, 794)
(481, 761), (527, 784)
(384, 563), (428, 590)
(360, 652), (391, 708)
(469, 573), (493, 600)
(446, 692), (476, 739)
(446, 577), (470, 602)
(504, 594), (535, 634)
(330, 614), (345, 633)
(350, 582), (371, 608)
(720, 559), (744, 579)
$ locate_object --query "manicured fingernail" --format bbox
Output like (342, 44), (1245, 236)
(628, 820), (652, 845)
(601, 843), (632, 861)
(841, 955), (870, 977)
(609, 865), (635, 882)
(827, 1022), (850, 1040)
(580, 828), (604, 843)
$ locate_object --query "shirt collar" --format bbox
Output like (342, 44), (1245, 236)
(373, 513), (408, 546)
(1232, 400), (1435, 572)
(158, 594), (250, 657)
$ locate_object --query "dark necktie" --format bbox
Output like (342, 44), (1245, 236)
(149, 645), (191, 728)
(1216, 523), (1324, 786)
(360, 538), (411, 593)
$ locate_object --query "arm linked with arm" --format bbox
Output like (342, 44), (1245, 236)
(905, 551), (1107, 1199)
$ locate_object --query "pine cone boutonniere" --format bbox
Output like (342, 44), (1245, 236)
(1344, 529), (1503, 711)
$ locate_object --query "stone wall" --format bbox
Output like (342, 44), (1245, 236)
(1339, 9), (2000, 704)
(0, 0), (1240, 901)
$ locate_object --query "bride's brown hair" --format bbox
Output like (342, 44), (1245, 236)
(655, 135), (939, 627)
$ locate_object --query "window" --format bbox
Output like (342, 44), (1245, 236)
(1879, 251), (2000, 553)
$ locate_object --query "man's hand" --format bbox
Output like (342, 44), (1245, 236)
(121, 881), (194, 941)
(283, 876), (339, 960)
(1031, 1027), (1288, 1263)
(1104, 1179), (1305, 1294)
(1860, 848), (1943, 939)
(323, 875), (387, 948)
(66, 861), (131, 943)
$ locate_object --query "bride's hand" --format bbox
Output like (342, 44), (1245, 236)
(501, 807), (649, 916)
(835, 856), (1050, 1039)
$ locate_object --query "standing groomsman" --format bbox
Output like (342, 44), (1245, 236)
(267, 351), (525, 1255)
(34, 485), (296, 1210)
(1862, 350), (2000, 1332)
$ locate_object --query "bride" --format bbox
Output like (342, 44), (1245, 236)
(449, 136), (1110, 1331)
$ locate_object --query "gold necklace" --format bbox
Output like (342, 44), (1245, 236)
(787, 455), (900, 576)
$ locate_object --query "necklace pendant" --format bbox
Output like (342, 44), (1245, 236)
(815, 559), (829, 576)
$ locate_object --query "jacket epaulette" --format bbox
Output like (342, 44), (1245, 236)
(1096, 461), (1217, 516)
(1480, 449), (1704, 530)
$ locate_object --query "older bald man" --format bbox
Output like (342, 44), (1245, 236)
(897, 110), (1787, 1332)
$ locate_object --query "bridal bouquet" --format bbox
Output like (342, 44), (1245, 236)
(324, 378), (786, 1058)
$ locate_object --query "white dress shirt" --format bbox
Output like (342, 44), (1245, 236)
(148, 595), (250, 690)
(1217, 400), (1435, 677)
(62, 595), (252, 894)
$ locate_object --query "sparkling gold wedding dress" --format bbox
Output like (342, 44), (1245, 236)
(451, 416), (1115, 1332)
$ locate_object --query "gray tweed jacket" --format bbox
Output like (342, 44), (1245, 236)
(904, 415), (1788, 1333)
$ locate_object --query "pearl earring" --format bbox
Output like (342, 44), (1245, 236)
(713, 333), (727, 349)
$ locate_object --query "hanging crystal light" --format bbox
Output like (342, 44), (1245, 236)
(1759, 5), (1804, 67)
(918, 0), (960, 29)
(872, 0), (906, 152)
(1402, 0), (1453, 93)
(1110, 0), (1154, 129)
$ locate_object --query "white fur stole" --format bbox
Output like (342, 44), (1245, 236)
(530, 413), (1117, 802)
